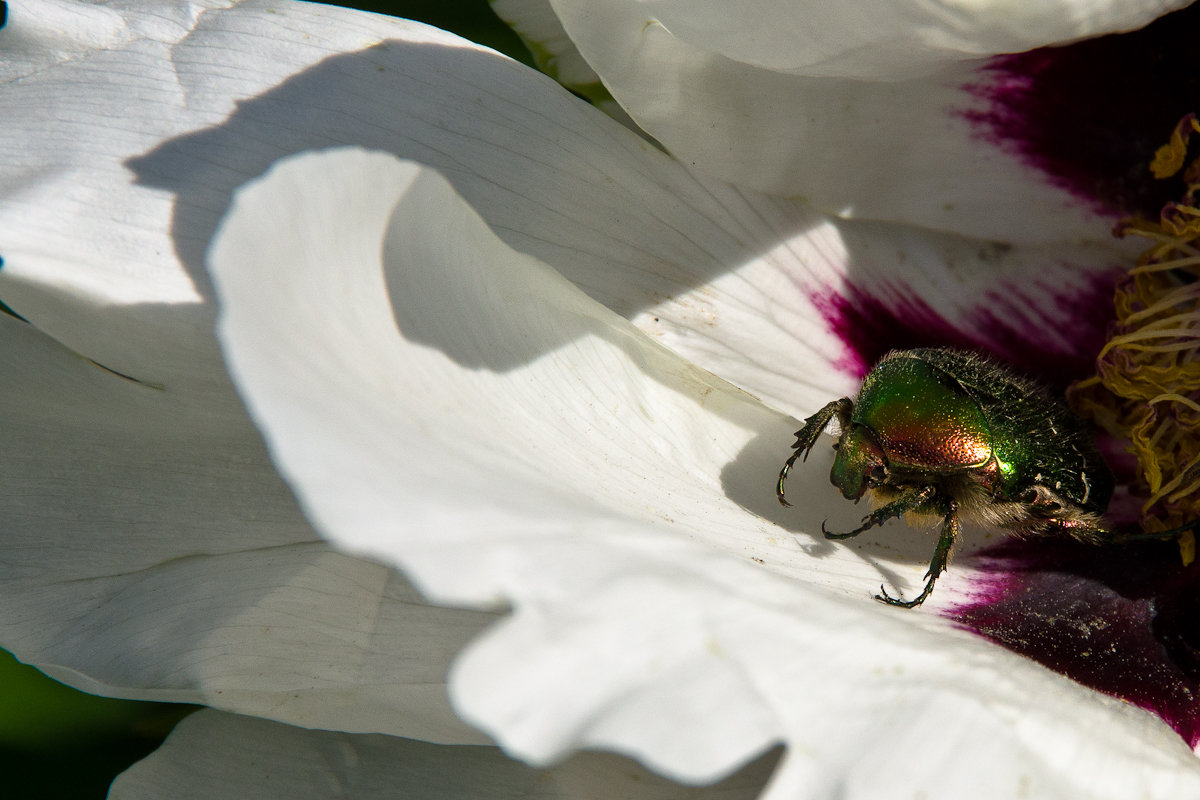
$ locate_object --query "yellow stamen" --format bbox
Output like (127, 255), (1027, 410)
(1068, 114), (1200, 561)
(1180, 530), (1196, 566)
(1150, 113), (1200, 179)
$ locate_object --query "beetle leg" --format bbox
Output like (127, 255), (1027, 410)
(822, 484), (936, 540)
(777, 399), (852, 507)
(1113, 521), (1198, 542)
(775, 450), (805, 509)
(877, 496), (959, 609)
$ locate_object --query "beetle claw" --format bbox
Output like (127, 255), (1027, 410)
(875, 583), (931, 609)
(874, 585), (898, 605)
(875, 588), (916, 608)
(822, 520), (863, 540)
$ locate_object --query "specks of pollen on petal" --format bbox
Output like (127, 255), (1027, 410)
(1070, 114), (1200, 562)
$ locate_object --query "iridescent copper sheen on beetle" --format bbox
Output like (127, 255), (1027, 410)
(855, 357), (993, 470)
(778, 348), (1113, 608)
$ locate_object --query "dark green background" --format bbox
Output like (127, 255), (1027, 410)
(2, 1), (530, 796)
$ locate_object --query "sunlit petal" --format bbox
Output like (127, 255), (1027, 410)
(537, 0), (1191, 242)
(210, 146), (1200, 794)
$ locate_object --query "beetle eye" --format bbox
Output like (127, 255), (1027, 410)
(867, 466), (887, 486)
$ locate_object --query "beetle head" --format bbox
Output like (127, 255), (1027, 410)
(831, 424), (889, 500)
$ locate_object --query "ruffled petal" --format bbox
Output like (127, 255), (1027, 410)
(210, 147), (1200, 794)
(542, 0), (1192, 241)
(209, 149), (805, 604)
(109, 709), (780, 799)
(0, 312), (491, 741)
(551, 0), (1188, 79)
(1, 0), (1129, 420)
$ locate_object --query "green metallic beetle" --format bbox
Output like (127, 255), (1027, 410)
(777, 347), (1113, 608)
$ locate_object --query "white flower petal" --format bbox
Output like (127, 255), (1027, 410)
(0, 0), (218, 82)
(551, 0), (1187, 80)
(211, 147), (1200, 795)
(109, 709), (780, 799)
(457, 566), (1200, 798)
(3, 0), (1128, 420)
(11, 1), (1195, 793)
(0, 311), (491, 742)
(210, 148), (804, 603)
(4, 0), (802, 398)
(541, 0), (1187, 242)
(0, 0), (820, 735)
(1, 0), (541, 742)
(648, 212), (1132, 416)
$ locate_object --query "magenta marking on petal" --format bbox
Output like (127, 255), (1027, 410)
(961, 3), (1200, 218)
(954, 539), (1200, 747)
(812, 268), (1118, 391)
(813, 266), (1200, 743)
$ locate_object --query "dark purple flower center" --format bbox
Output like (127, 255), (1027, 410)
(812, 275), (1115, 393)
(962, 2), (1200, 220)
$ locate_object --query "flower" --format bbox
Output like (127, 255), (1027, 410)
(495, 0), (1197, 241)
(3, 0), (1200, 797)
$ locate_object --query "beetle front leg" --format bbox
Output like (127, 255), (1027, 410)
(877, 497), (959, 608)
(822, 484), (936, 540)
(777, 399), (852, 507)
